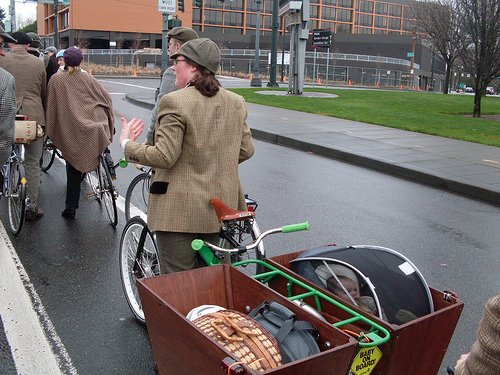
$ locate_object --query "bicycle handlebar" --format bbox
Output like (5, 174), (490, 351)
(282, 222), (310, 233)
(191, 221), (310, 254)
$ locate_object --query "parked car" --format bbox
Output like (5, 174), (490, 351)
(486, 86), (495, 95)
(465, 86), (474, 93)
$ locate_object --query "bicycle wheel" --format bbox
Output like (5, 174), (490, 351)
(124, 172), (150, 222)
(99, 156), (117, 227)
(85, 168), (100, 201)
(119, 217), (160, 323)
(222, 219), (266, 276)
(40, 136), (56, 172)
(8, 159), (27, 235)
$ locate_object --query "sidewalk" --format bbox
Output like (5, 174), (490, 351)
(126, 92), (500, 205)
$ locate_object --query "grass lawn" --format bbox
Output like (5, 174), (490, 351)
(229, 88), (500, 147)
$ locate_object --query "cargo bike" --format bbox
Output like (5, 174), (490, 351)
(120, 197), (463, 375)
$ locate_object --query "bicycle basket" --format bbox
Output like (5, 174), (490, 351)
(290, 245), (434, 325)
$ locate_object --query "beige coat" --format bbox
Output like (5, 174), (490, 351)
(455, 293), (500, 375)
(125, 86), (254, 233)
(0, 49), (46, 125)
(45, 69), (114, 172)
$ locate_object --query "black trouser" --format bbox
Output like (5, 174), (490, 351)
(65, 162), (83, 209)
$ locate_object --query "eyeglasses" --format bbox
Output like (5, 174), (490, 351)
(173, 58), (187, 65)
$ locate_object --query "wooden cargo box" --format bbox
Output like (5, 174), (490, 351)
(137, 265), (359, 375)
(267, 251), (464, 375)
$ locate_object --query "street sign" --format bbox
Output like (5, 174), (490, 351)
(407, 52), (414, 58)
(312, 29), (332, 47)
(158, 0), (176, 13)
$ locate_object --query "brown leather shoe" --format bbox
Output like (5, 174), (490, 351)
(25, 206), (44, 221)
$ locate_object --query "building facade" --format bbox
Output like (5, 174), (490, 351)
(36, 0), (445, 90)
(37, 0), (417, 48)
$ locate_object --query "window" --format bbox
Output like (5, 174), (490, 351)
(388, 17), (401, 30)
(388, 4), (401, 16)
(357, 13), (372, 26)
(322, 0), (336, 5)
(224, 11), (243, 26)
(375, 3), (388, 15)
(337, 9), (352, 22)
(357, 0), (373, 13)
(374, 16), (388, 28)
(337, 0), (352, 7)
(357, 26), (373, 34)
(336, 23), (351, 33)
(310, 5), (319, 18)
(204, 26), (223, 33)
(226, 0), (243, 10)
(247, 13), (256, 28)
(224, 27), (243, 34)
(323, 6), (336, 20)
(205, 10), (223, 24)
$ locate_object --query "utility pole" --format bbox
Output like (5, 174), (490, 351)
(250, 0), (262, 87)
(267, 0), (279, 87)
(54, 0), (59, 48)
(409, 35), (416, 90)
(9, 0), (16, 32)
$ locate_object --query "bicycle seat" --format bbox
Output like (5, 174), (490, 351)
(210, 197), (255, 222)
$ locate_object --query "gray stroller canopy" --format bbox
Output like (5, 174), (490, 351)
(290, 245), (434, 325)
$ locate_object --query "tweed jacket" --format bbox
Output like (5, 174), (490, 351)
(455, 293), (500, 375)
(147, 66), (177, 144)
(0, 49), (46, 126)
(0, 68), (16, 165)
(45, 69), (114, 173)
(125, 86), (255, 233)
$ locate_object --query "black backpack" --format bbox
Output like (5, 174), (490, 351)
(249, 301), (321, 364)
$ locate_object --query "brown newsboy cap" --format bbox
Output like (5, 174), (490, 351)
(171, 38), (220, 74)
(167, 27), (198, 43)
(9, 32), (31, 45)
(64, 46), (83, 67)
(0, 25), (17, 43)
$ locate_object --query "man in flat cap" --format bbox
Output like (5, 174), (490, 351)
(145, 27), (198, 144)
(0, 24), (16, 57)
(0, 31), (46, 221)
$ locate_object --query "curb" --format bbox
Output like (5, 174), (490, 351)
(125, 94), (155, 110)
(124, 94), (499, 205)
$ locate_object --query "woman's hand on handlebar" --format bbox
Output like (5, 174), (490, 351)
(119, 117), (144, 144)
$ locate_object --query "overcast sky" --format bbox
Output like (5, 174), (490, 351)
(0, 0), (37, 27)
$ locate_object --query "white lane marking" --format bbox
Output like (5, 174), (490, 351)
(109, 92), (127, 95)
(97, 80), (156, 90)
(483, 159), (499, 164)
(0, 223), (77, 375)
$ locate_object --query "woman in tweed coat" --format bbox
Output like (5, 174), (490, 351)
(46, 47), (114, 219)
(454, 293), (500, 375)
(119, 38), (254, 274)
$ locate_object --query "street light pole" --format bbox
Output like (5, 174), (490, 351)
(54, 0), (59, 48)
(250, 0), (262, 87)
(267, 0), (279, 87)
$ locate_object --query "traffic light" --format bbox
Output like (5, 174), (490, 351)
(195, 0), (203, 7)
(178, 0), (185, 12)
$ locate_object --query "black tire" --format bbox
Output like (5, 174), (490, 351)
(124, 172), (150, 222)
(119, 217), (160, 323)
(8, 159), (27, 235)
(99, 156), (117, 227)
(40, 136), (56, 172)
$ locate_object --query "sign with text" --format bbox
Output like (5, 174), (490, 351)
(312, 29), (332, 47)
(350, 346), (383, 375)
(158, 0), (176, 13)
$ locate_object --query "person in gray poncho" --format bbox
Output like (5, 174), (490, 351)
(45, 47), (114, 219)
